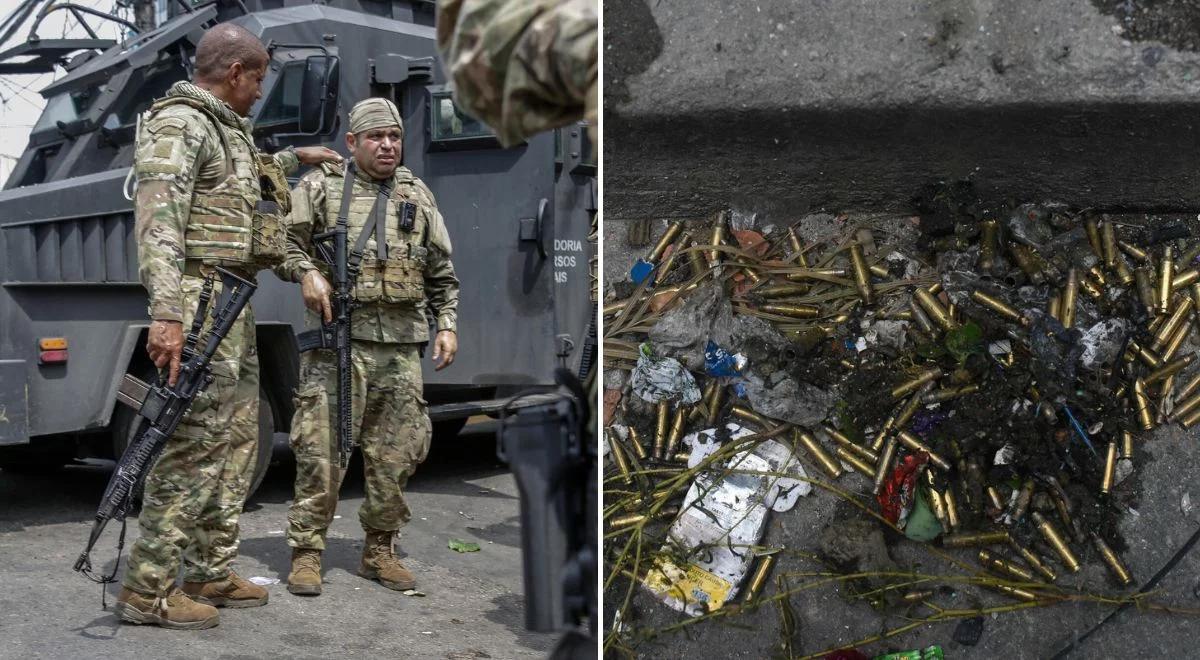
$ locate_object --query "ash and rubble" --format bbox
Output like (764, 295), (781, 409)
(602, 198), (1200, 656)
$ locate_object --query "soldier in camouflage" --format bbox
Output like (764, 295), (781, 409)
(278, 97), (459, 597)
(435, 0), (597, 147)
(115, 24), (339, 630)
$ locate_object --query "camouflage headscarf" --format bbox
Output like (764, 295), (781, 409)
(349, 97), (404, 137)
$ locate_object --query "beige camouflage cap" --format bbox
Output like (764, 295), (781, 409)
(349, 97), (404, 136)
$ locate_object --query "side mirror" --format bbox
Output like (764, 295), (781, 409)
(299, 55), (339, 133)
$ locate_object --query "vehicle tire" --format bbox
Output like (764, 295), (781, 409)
(433, 417), (468, 440)
(111, 386), (274, 502)
(0, 442), (74, 474)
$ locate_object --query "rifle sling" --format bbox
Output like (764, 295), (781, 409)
(337, 163), (394, 269)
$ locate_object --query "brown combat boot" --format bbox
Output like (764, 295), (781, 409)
(287, 548), (323, 596)
(114, 586), (219, 630)
(182, 571), (269, 608)
(357, 527), (416, 591)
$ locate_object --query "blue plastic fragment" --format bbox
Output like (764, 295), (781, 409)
(1061, 405), (1098, 457)
(630, 259), (655, 285)
(704, 340), (745, 377)
(733, 382), (748, 398)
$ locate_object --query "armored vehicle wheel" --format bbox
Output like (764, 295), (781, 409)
(433, 417), (468, 440)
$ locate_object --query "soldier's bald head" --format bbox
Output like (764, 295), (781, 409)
(194, 23), (268, 83)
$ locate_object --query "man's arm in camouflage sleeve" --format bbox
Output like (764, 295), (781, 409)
(273, 147), (300, 176)
(423, 203), (460, 334)
(274, 169), (327, 283)
(134, 112), (207, 322)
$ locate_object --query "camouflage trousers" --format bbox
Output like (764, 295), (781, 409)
(286, 340), (431, 550)
(123, 272), (260, 595)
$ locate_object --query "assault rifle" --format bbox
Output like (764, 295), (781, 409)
(73, 267), (257, 595)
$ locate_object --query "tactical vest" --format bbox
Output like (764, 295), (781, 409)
(140, 96), (291, 270)
(323, 166), (431, 305)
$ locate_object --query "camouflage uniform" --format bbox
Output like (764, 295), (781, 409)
(277, 154), (459, 550)
(436, 0), (598, 147)
(123, 81), (297, 596)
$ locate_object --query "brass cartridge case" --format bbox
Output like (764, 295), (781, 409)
(1176, 372), (1200, 403)
(741, 265), (764, 284)
(687, 242), (708, 277)
(1008, 539), (1057, 582)
(1158, 245), (1174, 314)
(1009, 243), (1047, 284)
(869, 414), (896, 452)
(1144, 354), (1195, 385)
(873, 437), (899, 495)
(784, 268), (848, 282)
(1150, 296), (1194, 351)
(730, 404), (770, 428)
(1119, 239), (1150, 263)
(925, 472), (948, 526)
(1174, 268), (1200, 290)
(755, 283), (811, 299)
(1133, 378), (1155, 431)
(743, 554), (778, 603)
(1085, 217), (1103, 258)
(836, 446), (875, 477)
(787, 226), (804, 258)
(823, 424), (878, 462)
(909, 299), (937, 335)
(760, 303), (821, 319)
(654, 401), (670, 459)
(1170, 390), (1200, 423)
(1180, 404), (1200, 428)
(893, 391), (927, 431)
(923, 383), (981, 404)
(978, 549), (1036, 582)
(986, 583), (1040, 602)
(1080, 277), (1103, 301)
(607, 505), (680, 532)
(1089, 264), (1108, 287)
(928, 282), (944, 296)
(1120, 430), (1134, 459)
(901, 589), (935, 604)
(1061, 268), (1079, 328)
(897, 431), (951, 471)
(690, 382), (718, 422)
(708, 214), (727, 268)
(607, 430), (633, 485)
(655, 229), (692, 280)
(1032, 511), (1081, 572)
(942, 530), (1009, 548)
(627, 426), (648, 460)
(706, 385), (727, 426)
(869, 264), (890, 278)
(1091, 533), (1133, 586)
(796, 429), (843, 479)
(944, 489), (961, 532)
(850, 242), (875, 305)
(1101, 218), (1117, 268)
(1125, 339), (1161, 369)
(1160, 320), (1192, 363)
(672, 452), (690, 463)
(664, 407), (688, 457)
(1048, 293), (1061, 321)
(603, 299), (629, 318)
(971, 290), (1027, 326)
(649, 221), (684, 263)
(891, 367), (943, 399)
(980, 219), (998, 271)
(1012, 479), (1034, 522)
(1115, 257), (1135, 286)
(986, 485), (1005, 513)
(914, 288), (957, 331)
(1135, 266), (1156, 315)
(1100, 441), (1117, 495)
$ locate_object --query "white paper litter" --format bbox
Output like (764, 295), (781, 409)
(248, 576), (279, 586)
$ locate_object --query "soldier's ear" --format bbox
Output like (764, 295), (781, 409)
(228, 60), (244, 87)
(345, 132), (356, 153)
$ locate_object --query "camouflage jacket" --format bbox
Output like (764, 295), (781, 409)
(277, 161), (459, 344)
(133, 81), (299, 322)
(436, 0), (597, 147)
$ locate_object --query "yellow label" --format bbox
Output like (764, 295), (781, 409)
(644, 560), (732, 611)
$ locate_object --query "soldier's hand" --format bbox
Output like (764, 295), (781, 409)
(294, 146), (342, 166)
(148, 320), (184, 386)
(302, 270), (334, 323)
(432, 330), (457, 371)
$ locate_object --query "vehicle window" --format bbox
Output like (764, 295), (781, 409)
(258, 61), (305, 125)
(33, 92), (85, 132)
(430, 92), (494, 141)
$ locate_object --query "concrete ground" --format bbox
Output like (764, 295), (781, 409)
(0, 420), (557, 660)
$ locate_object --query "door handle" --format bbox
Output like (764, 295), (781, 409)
(518, 198), (549, 259)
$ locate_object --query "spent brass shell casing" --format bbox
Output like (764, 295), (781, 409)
(687, 243), (708, 277)
(743, 554), (778, 603)
(1174, 268), (1200, 290)
(648, 221), (684, 263)
(603, 300), (629, 317)
(986, 583), (1040, 602)
(1091, 533), (1133, 586)
(1012, 479), (1035, 522)
(870, 414), (896, 452)
(655, 229), (692, 281)
(986, 485), (1005, 512)
(784, 268), (849, 282)
(909, 299), (937, 335)
(1009, 243), (1046, 284)
(607, 506), (680, 532)
(1048, 292), (1062, 321)
(1089, 264), (1108, 287)
(1101, 219), (1118, 268)
(1177, 372), (1200, 404)
(869, 263), (890, 278)
(850, 242), (875, 305)
(654, 401), (670, 459)
(979, 549), (1036, 582)
(730, 404), (770, 428)
(971, 290), (1028, 326)
(1160, 320), (1193, 363)
(901, 589), (935, 604)
(1171, 390), (1200, 423)
(760, 303), (821, 319)
(980, 219), (998, 271)
(823, 425), (878, 462)
(755, 283), (811, 299)
(1115, 257), (1135, 286)
(892, 367), (944, 399)
(1085, 217), (1103, 257)
(944, 489), (961, 532)
(897, 430), (951, 471)
(708, 214), (727, 267)
(664, 407), (688, 457)
(928, 282), (944, 296)
(1133, 379), (1155, 431)
(923, 383), (981, 404)
(893, 391), (927, 430)
(1061, 268), (1079, 329)
(787, 226), (804, 257)
(607, 430), (633, 485)
(796, 429), (843, 479)
(914, 288), (957, 331)
(873, 437), (899, 495)
(691, 382), (718, 422)
(1100, 440), (1118, 495)
(1126, 340), (1162, 369)
(942, 530), (1009, 548)
(706, 385), (727, 426)
(1158, 245), (1174, 314)
(1120, 430), (1134, 459)
(1144, 354), (1195, 385)
(1151, 296), (1194, 351)
(1180, 405), (1200, 429)
(836, 446), (876, 477)
(672, 452), (690, 463)
(627, 426), (648, 460)
(1119, 239), (1150, 263)
(1032, 511), (1081, 572)
(741, 266), (764, 284)
(1009, 539), (1057, 582)
(1135, 266), (1156, 315)
(1079, 277), (1103, 300)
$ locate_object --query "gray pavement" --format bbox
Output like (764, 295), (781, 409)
(0, 420), (556, 660)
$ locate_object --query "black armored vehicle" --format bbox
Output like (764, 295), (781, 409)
(0, 0), (597, 493)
